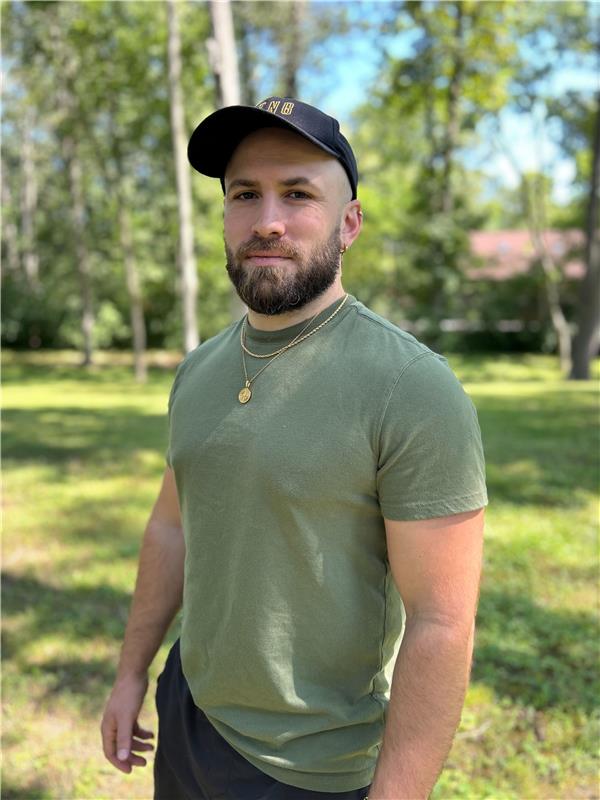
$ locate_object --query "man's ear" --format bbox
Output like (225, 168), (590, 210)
(340, 200), (363, 251)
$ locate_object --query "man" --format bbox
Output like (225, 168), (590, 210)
(101, 97), (487, 800)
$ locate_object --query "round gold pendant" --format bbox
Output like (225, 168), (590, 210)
(238, 386), (252, 404)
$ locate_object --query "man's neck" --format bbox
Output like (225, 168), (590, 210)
(246, 281), (346, 332)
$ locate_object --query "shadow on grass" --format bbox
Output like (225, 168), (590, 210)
(1, 779), (53, 800)
(474, 588), (599, 714)
(3, 356), (599, 731)
(2, 361), (176, 386)
(2, 571), (179, 715)
(6, 367), (599, 510)
(449, 353), (563, 384)
(56, 496), (151, 552)
(475, 392), (599, 506)
(8, 651), (121, 716)
(5, 399), (599, 512)
(3, 407), (168, 465)
(2, 571), (131, 648)
(3, 570), (598, 717)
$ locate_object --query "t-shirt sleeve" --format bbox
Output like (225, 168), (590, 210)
(165, 356), (190, 468)
(376, 353), (488, 521)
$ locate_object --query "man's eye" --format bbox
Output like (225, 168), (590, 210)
(233, 191), (257, 200)
(288, 191), (310, 199)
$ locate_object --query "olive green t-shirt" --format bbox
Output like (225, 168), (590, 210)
(167, 295), (487, 792)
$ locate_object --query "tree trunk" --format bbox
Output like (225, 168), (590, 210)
(209, 0), (246, 323)
(238, 19), (256, 105)
(441, 1), (466, 216)
(210, 0), (241, 107)
(570, 91), (600, 380)
(63, 135), (94, 366)
(536, 242), (573, 375)
(166, 0), (199, 352)
(21, 110), (40, 290)
(118, 200), (147, 382)
(526, 175), (572, 375)
(282, 1), (305, 98)
(50, 15), (94, 364)
(105, 117), (148, 383)
(1, 171), (20, 274)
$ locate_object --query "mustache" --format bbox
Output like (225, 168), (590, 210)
(236, 237), (300, 260)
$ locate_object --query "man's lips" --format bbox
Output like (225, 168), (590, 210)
(245, 251), (290, 257)
(243, 253), (293, 263)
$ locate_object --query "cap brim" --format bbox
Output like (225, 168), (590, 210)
(187, 105), (339, 180)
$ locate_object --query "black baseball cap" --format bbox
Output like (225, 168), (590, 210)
(187, 96), (358, 199)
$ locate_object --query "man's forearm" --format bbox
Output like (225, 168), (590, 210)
(116, 518), (185, 681)
(369, 617), (475, 799)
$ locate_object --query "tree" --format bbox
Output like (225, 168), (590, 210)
(209, 0), (241, 108)
(2, 0), (215, 357)
(62, 131), (95, 366)
(113, 167), (147, 383)
(522, 172), (573, 374)
(232, 1), (356, 103)
(506, 0), (598, 376)
(347, 1), (523, 338)
(20, 108), (40, 291)
(167, 0), (199, 352)
(50, 12), (97, 366)
(208, 0), (246, 322)
(568, 93), (600, 379)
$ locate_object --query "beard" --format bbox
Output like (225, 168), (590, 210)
(225, 226), (341, 315)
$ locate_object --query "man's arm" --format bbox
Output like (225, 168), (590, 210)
(100, 466), (185, 774)
(368, 508), (484, 799)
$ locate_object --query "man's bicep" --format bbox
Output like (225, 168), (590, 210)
(384, 509), (484, 628)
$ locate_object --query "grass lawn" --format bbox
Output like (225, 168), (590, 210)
(2, 350), (599, 799)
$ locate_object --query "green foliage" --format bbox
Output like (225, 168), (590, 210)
(1, 0), (216, 351)
(2, 351), (598, 798)
(547, 90), (599, 232)
(343, 0), (596, 349)
(1, 0), (597, 359)
(231, 1), (386, 103)
(345, 1), (530, 337)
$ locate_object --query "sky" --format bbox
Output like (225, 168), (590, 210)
(295, 2), (599, 205)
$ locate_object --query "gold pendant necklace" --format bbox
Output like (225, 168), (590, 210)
(238, 382), (252, 404)
(238, 294), (349, 404)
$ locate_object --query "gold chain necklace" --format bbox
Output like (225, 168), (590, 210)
(241, 307), (320, 360)
(238, 293), (349, 404)
(240, 293), (350, 359)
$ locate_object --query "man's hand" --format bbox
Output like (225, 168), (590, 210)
(101, 673), (154, 774)
(100, 468), (184, 773)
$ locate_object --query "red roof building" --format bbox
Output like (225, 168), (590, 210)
(467, 229), (585, 281)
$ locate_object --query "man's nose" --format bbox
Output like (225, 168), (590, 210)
(251, 198), (286, 239)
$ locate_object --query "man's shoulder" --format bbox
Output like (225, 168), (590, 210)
(169, 321), (240, 395)
(179, 321), (239, 366)
(345, 299), (439, 370)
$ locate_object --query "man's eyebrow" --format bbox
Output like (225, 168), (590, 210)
(280, 176), (318, 188)
(226, 176), (320, 192)
(227, 179), (258, 191)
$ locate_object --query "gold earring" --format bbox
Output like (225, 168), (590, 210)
(340, 244), (348, 254)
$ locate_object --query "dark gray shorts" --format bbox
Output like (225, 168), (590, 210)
(154, 640), (371, 800)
